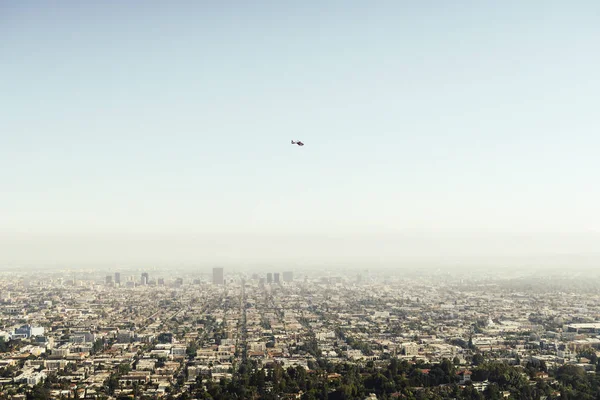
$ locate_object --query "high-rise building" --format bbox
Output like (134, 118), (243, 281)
(274, 273), (280, 284)
(266, 273), (273, 284)
(213, 267), (224, 285)
(158, 278), (165, 286)
(105, 276), (113, 285)
(283, 271), (293, 283)
(141, 272), (149, 285)
(114, 272), (121, 285)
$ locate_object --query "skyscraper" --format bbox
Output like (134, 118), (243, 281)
(213, 267), (224, 285)
(114, 272), (121, 285)
(141, 272), (149, 285)
(266, 273), (273, 284)
(105, 275), (113, 285)
(274, 273), (280, 284)
(283, 271), (293, 283)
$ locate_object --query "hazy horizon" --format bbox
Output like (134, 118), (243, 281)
(2, 232), (600, 269)
(2, 1), (599, 268)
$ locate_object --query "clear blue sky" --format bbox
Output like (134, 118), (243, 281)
(1, 1), (599, 265)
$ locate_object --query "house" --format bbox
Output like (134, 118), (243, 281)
(327, 373), (342, 381)
(535, 371), (549, 380)
(456, 369), (472, 384)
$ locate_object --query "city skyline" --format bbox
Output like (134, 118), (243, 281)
(2, 265), (600, 399)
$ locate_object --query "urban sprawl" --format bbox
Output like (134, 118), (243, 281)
(1, 268), (600, 399)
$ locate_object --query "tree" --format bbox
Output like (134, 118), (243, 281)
(556, 364), (586, 388)
(105, 373), (119, 395)
(157, 333), (172, 344)
(186, 342), (198, 359)
(91, 338), (104, 355)
(472, 353), (484, 366)
(27, 382), (51, 400)
(117, 363), (131, 375)
(484, 383), (502, 400)
(0, 337), (8, 353)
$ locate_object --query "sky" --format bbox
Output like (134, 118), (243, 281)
(1, 1), (599, 266)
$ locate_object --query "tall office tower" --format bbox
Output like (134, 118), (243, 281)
(283, 271), (293, 283)
(213, 267), (224, 285)
(175, 278), (183, 287)
(266, 273), (273, 284)
(105, 276), (113, 285)
(274, 273), (280, 284)
(141, 272), (149, 285)
(114, 272), (121, 285)
(158, 278), (165, 286)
